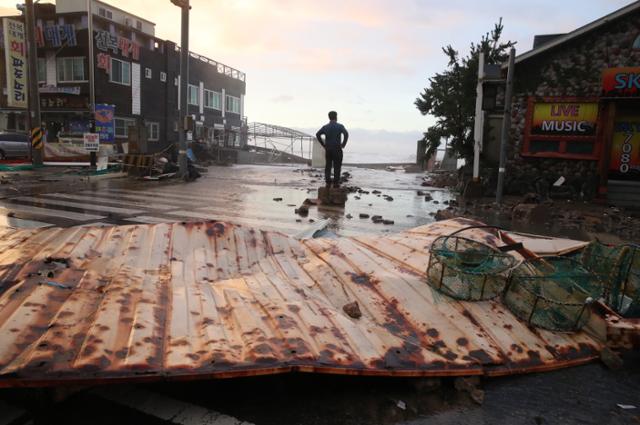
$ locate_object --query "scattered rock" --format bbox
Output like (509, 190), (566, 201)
(521, 192), (541, 204)
(7, 211), (15, 217)
(417, 190), (426, 196)
(295, 205), (309, 216)
(424, 194), (433, 201)
(372, 190), (381, 194)
(512, 203), (549, 222)
(273, 197), (283, 202)
(319, 187), (347, 205)
(342, 301), (362, 319)
(434, 209), (456, 221)
(383, 195), (394, 201)
(433, 200), (439, 204)
(600, 347), (624, 370)
(382, 219), (394, 225)
(359, 213), (370, 219)
(308, 219), (315, 223)
(454, 376), (484, 405)
(345, 214), (353, 219)
(470, 388), (485, 405)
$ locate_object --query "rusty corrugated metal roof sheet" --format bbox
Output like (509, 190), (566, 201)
(0, 218), (604, 387)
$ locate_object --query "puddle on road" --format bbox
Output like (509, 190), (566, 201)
(90, 163), (454, 236)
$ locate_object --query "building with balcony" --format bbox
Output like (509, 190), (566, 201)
(0, 0), (247, 157)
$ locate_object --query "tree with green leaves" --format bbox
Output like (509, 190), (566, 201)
(415, 19), (515, 163)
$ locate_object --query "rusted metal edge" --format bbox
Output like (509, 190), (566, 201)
(0, 356), (602, 388)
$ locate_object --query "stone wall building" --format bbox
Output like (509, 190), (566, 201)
(483, 2), (640, 206)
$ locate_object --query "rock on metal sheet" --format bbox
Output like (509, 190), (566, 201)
(0, 218), (603, 387)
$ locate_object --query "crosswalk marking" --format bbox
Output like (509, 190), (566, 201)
(0, 204), (105, 221)
(12, 196), (144, 215)
(164, 210), (302, 234)
(42, 193), (180, 211)
(99, 188), (223, 203)
(84, 189), (212, 207)
(0, 215), (52, 229)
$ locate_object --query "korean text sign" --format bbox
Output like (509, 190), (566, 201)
(3, 18), (28, 108)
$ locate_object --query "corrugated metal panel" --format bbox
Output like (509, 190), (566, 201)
(0, 218), (603, 388)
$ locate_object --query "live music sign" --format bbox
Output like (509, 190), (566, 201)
(602, 67), (640, 97)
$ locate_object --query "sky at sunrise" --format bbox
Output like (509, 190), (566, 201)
(0, 0), (634, 161)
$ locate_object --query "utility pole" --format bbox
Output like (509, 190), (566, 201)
(171, 0), (190, 177)
(87, 0), (97, 168)
(496, 47), (516, 204)
(472, 52), (485, 182)
(24, 0), (42, 166)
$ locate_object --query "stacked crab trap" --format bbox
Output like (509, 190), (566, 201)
(426, 226), (639, 333)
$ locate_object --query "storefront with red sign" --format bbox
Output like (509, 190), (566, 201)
(519, 65), (640, 196)
(600, 67), (640, 185)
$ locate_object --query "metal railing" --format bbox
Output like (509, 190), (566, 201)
(174, 45), (245, 81)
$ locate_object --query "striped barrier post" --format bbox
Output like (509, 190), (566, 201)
(31, 126), (44, 150)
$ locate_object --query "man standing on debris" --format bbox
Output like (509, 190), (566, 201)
(316, 111), (349, 188)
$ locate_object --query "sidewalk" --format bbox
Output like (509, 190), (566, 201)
(0, 163), (127, 200)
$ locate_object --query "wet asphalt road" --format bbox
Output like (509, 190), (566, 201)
(0, 164), (452, 235)
(0, 164), (639, 424)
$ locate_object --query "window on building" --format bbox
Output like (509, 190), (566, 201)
(145, 122), (159, 141)
(37, 57), (46, 83)
(136, 20), (142, 30)
(115, 118), (136, 138)
(195, 122), (204, 139)
(187, 84), (199, 106)
(226, 95), (240, 114)
(110, 58), (131, 85)
(98, 7), (113, 19)
(145, 67), (152, 79)
(204, 89), (222, 110)
(160, 72), (167, 82)
(56, 57), (85, 82)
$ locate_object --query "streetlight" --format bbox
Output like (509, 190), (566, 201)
(171, 0), (190, 177)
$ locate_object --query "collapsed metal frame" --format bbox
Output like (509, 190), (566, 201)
(247, 122), (315, 159)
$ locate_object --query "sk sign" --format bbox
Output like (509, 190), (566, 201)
(602, 67), (640, 97)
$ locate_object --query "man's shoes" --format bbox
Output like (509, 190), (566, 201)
(333, 183), (341, 189)
(325, 181), (332, 188)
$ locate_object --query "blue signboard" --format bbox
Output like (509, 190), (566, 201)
(95, 104), (115, 143)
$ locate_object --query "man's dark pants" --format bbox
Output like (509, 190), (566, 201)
(325, 148), (343, 184)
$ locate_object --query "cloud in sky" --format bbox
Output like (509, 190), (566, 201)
(0, 0), (633, 140)
(270, 94), (294, 103)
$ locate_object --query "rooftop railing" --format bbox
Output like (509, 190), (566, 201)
(174, 45), (245, 82)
